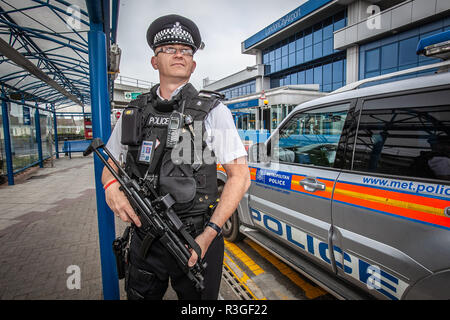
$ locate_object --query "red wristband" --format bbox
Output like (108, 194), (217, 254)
(104, 179), (118, 191)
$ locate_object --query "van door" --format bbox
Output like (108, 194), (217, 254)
(248, 102), (351, 273)
(331, 89), (450, 300)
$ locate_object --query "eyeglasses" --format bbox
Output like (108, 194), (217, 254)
(155, 46), (194, 57)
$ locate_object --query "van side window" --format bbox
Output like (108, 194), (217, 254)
(271, 103), (349, 167)
(352, 90), (450, 181)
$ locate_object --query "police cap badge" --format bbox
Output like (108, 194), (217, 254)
(146, 14), (204, 53)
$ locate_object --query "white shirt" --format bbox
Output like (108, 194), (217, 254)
(106, 85), (247, 164)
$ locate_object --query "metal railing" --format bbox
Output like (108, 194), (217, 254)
(114, 75), (155, 89)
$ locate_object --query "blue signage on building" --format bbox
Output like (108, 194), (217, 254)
(227, 99), (259, 110)
(23, 106), (31, 125)
(244, 0), (334, 49)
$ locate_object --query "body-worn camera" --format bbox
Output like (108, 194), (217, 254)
(121, 107), (142, 146)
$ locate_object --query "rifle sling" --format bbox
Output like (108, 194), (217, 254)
(179, 227), (202, 263)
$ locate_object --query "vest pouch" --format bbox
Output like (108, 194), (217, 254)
(159, 152), (196, 213)
(121, 107), (142, 146)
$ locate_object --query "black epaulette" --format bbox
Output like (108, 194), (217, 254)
(198, 90), (225, 100)
(186, 92), (222, 117)
(127, 92), (152, 108)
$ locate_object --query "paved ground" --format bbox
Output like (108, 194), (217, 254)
(0, 155), (235, 300)
(0, 155), (103, 299)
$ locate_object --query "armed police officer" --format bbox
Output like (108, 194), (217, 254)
(101, 14), (250, 300)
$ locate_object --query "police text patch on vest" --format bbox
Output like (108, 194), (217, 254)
(138, 140), (154, 163)
(148, 115), (170, 126)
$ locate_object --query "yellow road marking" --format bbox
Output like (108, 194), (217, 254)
(224, 240), (264, 276)
(244, 239), (327, 299)
(223, 252), (266, 300)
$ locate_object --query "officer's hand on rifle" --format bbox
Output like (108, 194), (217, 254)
(187, 157), (250, 268)
(187, 226), (217, 267)
(102, 158), (142, 227)
(104, 179), (142, 227)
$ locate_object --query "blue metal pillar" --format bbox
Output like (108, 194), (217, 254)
(88, 23), (119, 300)
(53, 104), (59, 159)
(1, 94), (14, 185)
(82, 105), (85, 128)
(35, 103), (43, 168)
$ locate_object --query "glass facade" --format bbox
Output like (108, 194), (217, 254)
(220, 80), (256, 100)
(232, 104), (297, 131)
(263, 10), (346, 74)
(9, 102), (39, 171)
(0, 101), (55, 176)
(359, 18), (450, 81)
(234, 107), (257, 130)
(262, 10), (347, 92)
(270, 55), (346, 92)
(227, 11), (348, 131)
(40, 110), (53, 159)
(270, 104), (296, 131)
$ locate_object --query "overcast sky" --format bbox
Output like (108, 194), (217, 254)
(116, 0), (306, 89)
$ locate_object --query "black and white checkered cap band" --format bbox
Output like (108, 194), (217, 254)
(153, 22), (195, 48)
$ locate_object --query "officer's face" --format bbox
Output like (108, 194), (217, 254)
(151, 44), (196, 81)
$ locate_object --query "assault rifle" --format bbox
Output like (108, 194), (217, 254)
(84, 138), (206, 292)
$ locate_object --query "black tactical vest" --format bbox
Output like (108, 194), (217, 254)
(121, 83), (220, 218)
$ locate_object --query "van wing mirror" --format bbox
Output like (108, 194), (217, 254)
(249, 143), (270, 164)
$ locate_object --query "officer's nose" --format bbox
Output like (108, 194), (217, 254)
(173, 49), (184, 58)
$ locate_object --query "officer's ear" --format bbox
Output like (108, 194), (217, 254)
(190, 60), (196, 74)
(151, 55), (158, 70)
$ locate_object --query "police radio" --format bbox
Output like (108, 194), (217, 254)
(166, 111), (184, 148)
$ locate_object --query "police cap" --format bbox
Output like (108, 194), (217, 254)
(146, 14), (204, 53)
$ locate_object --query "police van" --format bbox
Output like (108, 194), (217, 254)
(217, 31), (450, 300)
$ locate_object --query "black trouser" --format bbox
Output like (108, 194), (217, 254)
(125, 227), (224, 300)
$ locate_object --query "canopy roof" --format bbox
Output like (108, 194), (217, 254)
(0, 0), (117, 110)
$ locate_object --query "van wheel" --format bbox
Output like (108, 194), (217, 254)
(223, 211), (245, 243)
(218, 183), (244, 243)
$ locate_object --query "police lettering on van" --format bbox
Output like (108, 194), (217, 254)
(250, 207), (409, 300)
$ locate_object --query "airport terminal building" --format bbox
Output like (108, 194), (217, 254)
(204, 0), (450, 132)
